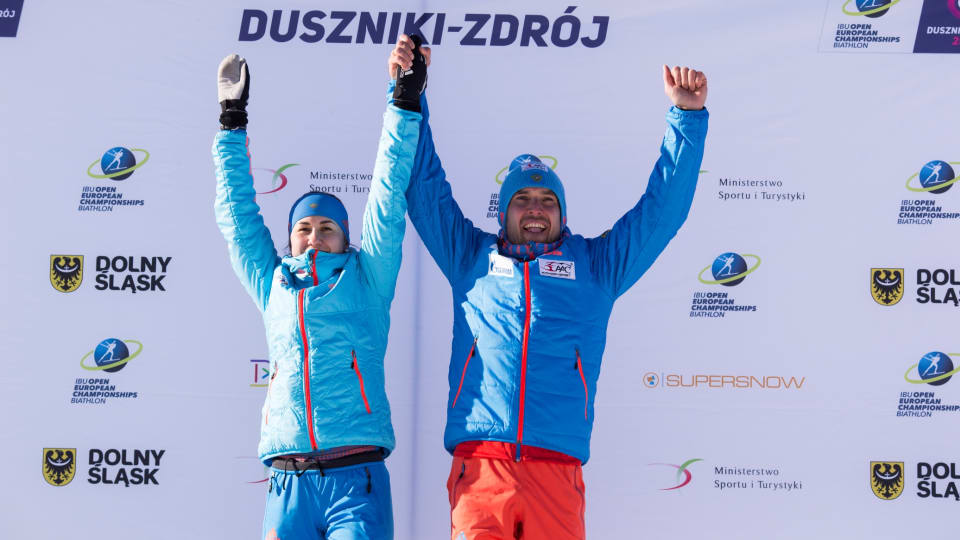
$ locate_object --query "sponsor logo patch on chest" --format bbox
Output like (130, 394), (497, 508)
(539, 260), (575, 280)
(488, 253), (515, 277)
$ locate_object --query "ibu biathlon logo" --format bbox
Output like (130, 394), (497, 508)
(896, 351), (960, 418)
(249, 359), (270, 388)
(871, 268), (904, 305)
(821, 0), (907, 52)
(898, 159), (960, 226)
(649, 458), (703, 491)
(690, 252), (760, 318)
(698, 252), (761, 287)
(80, 338), (144, 373)
(72, 338), (144, 405)
(843, 0), (899, 18)
(87, 147), (150, 181)
(906, 351), (959, 387)
(79, 146), (149, 212)
(905, 160), (960, 194)
(871, 461), (905, 500)
(488, 155), (558, 219)
(254, 163), (297, 195)
(43, 448), (77, 487)
(50, 255), (83, 293)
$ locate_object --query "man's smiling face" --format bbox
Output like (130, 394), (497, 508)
(505, 187), (562, 244)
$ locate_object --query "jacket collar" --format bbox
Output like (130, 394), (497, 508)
(281, 248), (351, 288)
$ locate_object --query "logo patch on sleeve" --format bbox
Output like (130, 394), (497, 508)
(540, 260), (575, 280)
(489, 253), (515, 277)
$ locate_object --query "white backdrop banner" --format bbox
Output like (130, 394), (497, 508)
(2, 0), (960, 538)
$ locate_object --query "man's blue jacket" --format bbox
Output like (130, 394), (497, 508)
(213, 105), (420, 464)
(405, 92), (707, 464)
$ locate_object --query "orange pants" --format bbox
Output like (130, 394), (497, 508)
(446, 452), (585, 540)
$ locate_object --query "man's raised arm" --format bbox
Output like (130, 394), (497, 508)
(588, 65), (709, 298)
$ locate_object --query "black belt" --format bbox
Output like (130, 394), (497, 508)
(270, 449), (384, 472)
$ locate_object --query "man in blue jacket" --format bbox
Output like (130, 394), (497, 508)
(391, 37), (708, 540)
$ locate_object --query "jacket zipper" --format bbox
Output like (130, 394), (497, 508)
(515, 261), (532, 462)
(298, 251), (321, 448)
(575, 348), (588, 420)
(351, 350), (372, 414)
(298, 288), (318, 451)
(451, 338), (478, 409)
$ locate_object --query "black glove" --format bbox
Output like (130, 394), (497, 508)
(218, 54), (250, 130)
(393, 35), (427, 113)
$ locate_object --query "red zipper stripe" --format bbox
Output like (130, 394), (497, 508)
(576, 350), (588, 420)
(515, 261), (532, 461)
(298, 289), (318, 450)
(351, 351), (372, 414)
(311, 250), (319, 286)
(451, 338), (478, 409)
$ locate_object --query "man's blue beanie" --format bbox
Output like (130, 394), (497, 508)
(287, 191), (350, 245)
(498, 154), (566, 228)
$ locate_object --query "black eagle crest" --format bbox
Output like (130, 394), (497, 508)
(871, 462), (903, 499)
(51, 256), (82, 292)
(872, 269), (903, 305)
(44, 449), (75, 485)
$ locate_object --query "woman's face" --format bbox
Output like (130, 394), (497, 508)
(290, 215), (346, 256)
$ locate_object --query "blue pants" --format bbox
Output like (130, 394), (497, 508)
(263, 461), (393, 540)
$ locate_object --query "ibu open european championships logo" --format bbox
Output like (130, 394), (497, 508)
(898, 160), (960, 222)
(895, 351), (960, 419)
(80, 338), (144, 373)
(905, 351), (959, 386)
(72, 338), (144, 405)
(843, 0), (899, 18)
(698, 252), (761, 287)
(87, 147), (150, 181)
(79, 146), (148, 212)
(906, 160), (960, 194)
(690, 252), (760, 318)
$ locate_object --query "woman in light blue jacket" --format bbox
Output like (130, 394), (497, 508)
(212, 46), (424, 540)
